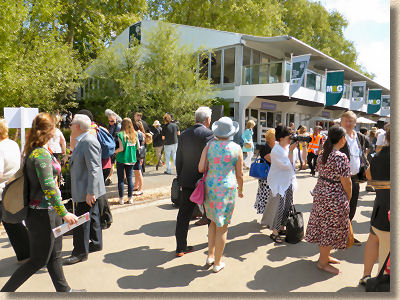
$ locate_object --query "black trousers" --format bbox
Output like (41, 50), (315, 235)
(175, 188), (196, 252)
(349, 176), (360, 221)
(307, 152), (318, 174)
(99, 169), (113, 227)
(72, 200), (102, 257)
(1, 209), (70, 292)
(2, 221), (30, 261)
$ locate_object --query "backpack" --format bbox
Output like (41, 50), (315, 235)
(95, 126), (116, 160)
(1, 159), (29, 224)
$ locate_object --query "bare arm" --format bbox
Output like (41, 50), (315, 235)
(264, 153), (271, 163)
(177, 131), (180, 136)
(376, 145), (383, 153)
(235, 150), (244, 198)
(114, 137), (124, 154)
(366, 166), (372, 181)
(340, 176), (352, 201)
(198, 146), (208, 173)
(60, 134), (66, 155)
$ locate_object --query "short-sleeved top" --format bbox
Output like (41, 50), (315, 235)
(162, 122), (179, 145)
(259, 143), (272, 167)
(48, 128), (65, 154)
(317, 150), (351, 182)
(370, 146), (390, 231)
(116, 132), (137, 164)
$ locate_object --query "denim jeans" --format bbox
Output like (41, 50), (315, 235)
(164, 143), (177, 173)
(116, 162), (134, 198)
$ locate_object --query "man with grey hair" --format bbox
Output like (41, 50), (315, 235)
(174, 107), (214, 257)
(63, 114), (106, 265)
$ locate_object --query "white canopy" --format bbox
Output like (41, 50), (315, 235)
(333, 117), (376, 124)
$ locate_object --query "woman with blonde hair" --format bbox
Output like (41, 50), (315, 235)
(1, 113), (80, 292)
(242, 120), (256, 169)
(115, 118), (138, 204)
(254, 129), (275, 217)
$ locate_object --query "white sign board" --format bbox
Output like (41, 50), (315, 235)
(4, 107), (39, 128)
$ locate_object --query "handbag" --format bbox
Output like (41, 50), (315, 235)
(285, 205), (304, 244)
(249, 156), (270, 180)
(366, 253), (390, 292)
(171, 177), (181, 206)
(244, 143), (252, 149)
(346, 219), (354, 248)
(190, 143), (210, 205)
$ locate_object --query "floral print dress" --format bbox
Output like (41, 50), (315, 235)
(204, 140), (241, 227)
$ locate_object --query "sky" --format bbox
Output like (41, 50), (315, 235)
(312, 0), (390, 89)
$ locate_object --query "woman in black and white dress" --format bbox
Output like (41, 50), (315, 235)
(254, 129), (275, 217)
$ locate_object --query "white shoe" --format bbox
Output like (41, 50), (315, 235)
(206, 257), (215, 265)
(119, 198), (124, 205)
(213, 262), (225, 273)
(128, 198), (134, 204)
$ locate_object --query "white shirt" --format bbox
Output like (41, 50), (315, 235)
(0, 139), (21, 200)
(346, 133), (360, 175)
(48, 128), (65, 153)
(376, 131), (387, 147)
(267, 142), (297, 197)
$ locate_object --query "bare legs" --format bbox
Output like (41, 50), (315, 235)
(133, 169), (143, 194)
(362, 233), (379, 277)
(207, 222), (228, 267)
(317, 245), (341, 275)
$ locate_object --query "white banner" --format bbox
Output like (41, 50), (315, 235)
(380, 95), (390, 116)
(289, 54), (311, 97)
(349, 81), (366, 111)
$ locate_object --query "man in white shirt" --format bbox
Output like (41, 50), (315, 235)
(375, 124), (389, 153)
(340, 111), (368, 246)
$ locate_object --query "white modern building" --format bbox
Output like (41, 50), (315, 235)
(86, 20), (390, 145)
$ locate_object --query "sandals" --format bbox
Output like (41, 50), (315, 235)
(278, 229), (287, 236)
(359, 275), (371, 286)
(270, 233), (284, 243)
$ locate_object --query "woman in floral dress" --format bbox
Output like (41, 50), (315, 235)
(305, 125), (352, 275)
(199, 117), (243, 273)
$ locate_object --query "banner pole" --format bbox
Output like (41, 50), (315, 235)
(289, 53), (293, 99)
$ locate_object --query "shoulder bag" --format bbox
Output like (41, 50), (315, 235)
(249, 156), (270, 180)
(285, 205), (304, 244)
(366, 253), (390, 292)
(190, 143), (211, 205)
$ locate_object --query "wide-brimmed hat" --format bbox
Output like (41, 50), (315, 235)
(153, 120), (161, 126)
(212, 117), (239, 138)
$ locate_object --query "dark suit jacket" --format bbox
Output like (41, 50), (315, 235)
(176, 124), (214, 189)
(339, 131), (367, 160)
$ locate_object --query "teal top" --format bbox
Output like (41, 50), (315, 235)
(116, 132), (137, 164)
(241, 128), (254, 152)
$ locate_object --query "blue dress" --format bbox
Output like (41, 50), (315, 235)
(241, 129), (254, 152)
(204, 140), (241, 227)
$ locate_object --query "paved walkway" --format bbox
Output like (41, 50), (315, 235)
(0, 169), (377, 292)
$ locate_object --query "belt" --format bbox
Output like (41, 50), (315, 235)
(319, 176), (340, 184)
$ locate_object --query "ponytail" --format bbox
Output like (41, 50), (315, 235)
(321, 139), (333, 164)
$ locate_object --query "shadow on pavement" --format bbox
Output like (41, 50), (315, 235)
(224, 234), (270, 262)
(103, 246), (172, 270)
(336, 285), (365, 293)
(227, 219), (260, 240)
(247, 259), (335, 292)
(0, 256), (47, 277)
(294, 202), (313, 213)
(360, 210), (372, 218)
(330, 245), (364, 264)
(124, 220), (176, 237)
(351, 219), (370, 235)
(266, 240), (319, 262)
(117, 264), (209, 290)
(157, 204), (177, 211)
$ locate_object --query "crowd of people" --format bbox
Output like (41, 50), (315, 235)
(0, 105), (390, 290)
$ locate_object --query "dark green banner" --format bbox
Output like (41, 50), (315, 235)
(367, 89), (382, 114)
(325, 71), (344, 106)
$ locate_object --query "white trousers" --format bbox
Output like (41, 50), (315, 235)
(243, 151), (254, 168)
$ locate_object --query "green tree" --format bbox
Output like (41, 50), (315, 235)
(83, 22), (215, 129)
(0, 0), (82, 112)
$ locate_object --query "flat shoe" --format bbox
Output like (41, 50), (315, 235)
(359, 275), (371, 286)
(270, 233), (284, 243)
(206, 257), (215, 265)
(213, 262), (225, 273)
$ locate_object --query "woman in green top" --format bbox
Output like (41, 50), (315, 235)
(1, 113), (80, 292)
(115, 118), (138, 204)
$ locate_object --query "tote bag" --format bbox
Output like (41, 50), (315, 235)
(190, 143), (210, 205)
(285, 205), (304, 244)
(249, 156), (270, 180)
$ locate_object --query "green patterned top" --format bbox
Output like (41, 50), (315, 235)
(26, 147), (68, 217)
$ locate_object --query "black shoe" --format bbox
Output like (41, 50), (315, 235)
(105, 178), (112, 186)
(164, 171), (171, 175)
(156, 165), (159, 171)
(69, 289), (87, 292)
(89, 243), (102, 253)
(63, 255), (87, 265)
(353, 238), (362, 246)
(124, 178), (127, 185)
(175, 246), (194, 257)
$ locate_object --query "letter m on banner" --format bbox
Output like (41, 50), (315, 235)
(325, 71), (344, 106)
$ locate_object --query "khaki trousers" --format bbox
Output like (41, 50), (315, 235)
(371, 226), (390, 274)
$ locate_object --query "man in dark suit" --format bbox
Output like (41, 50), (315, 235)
(339, 111), (368, 246)
(175, 107), (214, 257)
(63, 114), (106, 265)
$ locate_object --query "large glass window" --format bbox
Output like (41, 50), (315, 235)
(306, 71), (316, 90)
(243, 47), (251, 66)
(223, 48), (235, 84)
(261, 53), (269, 64)
(285, 61), (291, 82)
(211, 50), (222, 84)
(259, 64), (268, 84)
(267, 112), (274, 127)
(316, 74), (322, 91)
(269, 62), (282, 83)
(252, 50), (261, 65)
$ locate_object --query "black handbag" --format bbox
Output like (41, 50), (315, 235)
(366, 253), (390, 292)
(285, 205), (304, 244)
